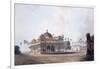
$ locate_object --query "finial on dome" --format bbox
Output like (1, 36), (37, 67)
(46, 29), (48, 32)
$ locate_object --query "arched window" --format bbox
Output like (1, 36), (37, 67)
(51, 45), (55, 52)
(47, 45), (50, 50)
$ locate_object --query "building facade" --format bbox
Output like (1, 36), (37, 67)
(29, 30), (71, 55)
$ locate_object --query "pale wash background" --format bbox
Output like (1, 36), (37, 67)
(15, 3), (93, 53)
(0, 0), (99, 69)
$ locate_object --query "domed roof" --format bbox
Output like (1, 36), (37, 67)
(43, 30), (53, 38)
(39, 30), (53, 41)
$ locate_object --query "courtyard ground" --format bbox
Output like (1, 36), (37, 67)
(15, 50), (87, 65)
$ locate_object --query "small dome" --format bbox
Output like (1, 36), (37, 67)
(31, 39), (37, 43)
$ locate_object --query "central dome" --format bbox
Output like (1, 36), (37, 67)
(43, 30), (53, 38)
(39, 30), (53, 41)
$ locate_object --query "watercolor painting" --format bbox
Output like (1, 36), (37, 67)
(14, 3), (94, 65)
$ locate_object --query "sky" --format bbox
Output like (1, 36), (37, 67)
(14, 3), (94, 52)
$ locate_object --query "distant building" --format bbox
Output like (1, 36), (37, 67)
(29, 30), (71, 55)
(71, 40), (87, 52)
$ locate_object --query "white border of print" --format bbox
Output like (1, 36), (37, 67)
(10, 0), (97, 69)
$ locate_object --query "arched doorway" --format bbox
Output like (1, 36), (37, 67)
(47, 45), (55, 53)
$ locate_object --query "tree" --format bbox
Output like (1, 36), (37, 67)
(15, 45), (21, 55)
(86, 33), (94, 61)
